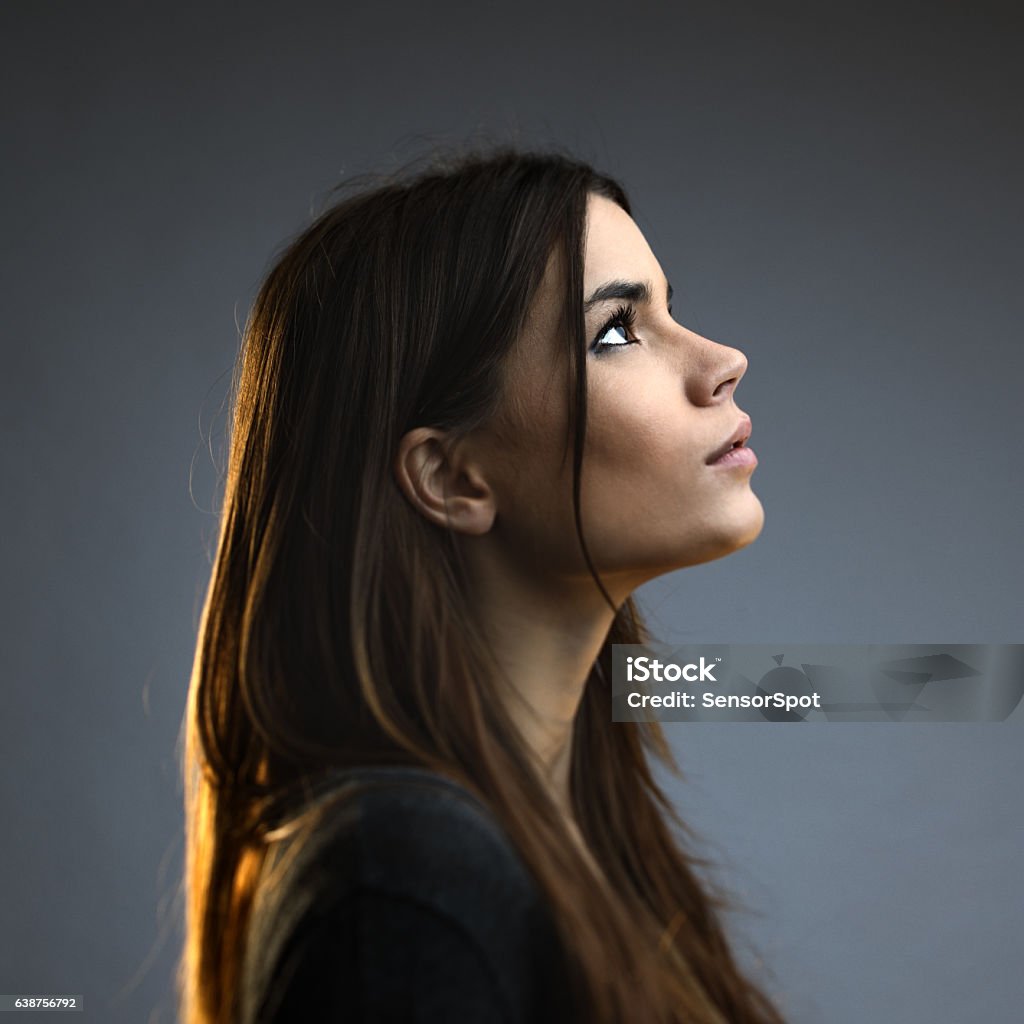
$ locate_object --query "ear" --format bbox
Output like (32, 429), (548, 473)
(393, 427), (497, 535)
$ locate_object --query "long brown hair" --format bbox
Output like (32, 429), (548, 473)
(178, 144), (786, 1024)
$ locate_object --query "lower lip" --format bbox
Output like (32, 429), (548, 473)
(709, 446), (758, 468)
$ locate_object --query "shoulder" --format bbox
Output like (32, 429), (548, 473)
(243, 766), (574, 1023)
(336, 767), (540, 912)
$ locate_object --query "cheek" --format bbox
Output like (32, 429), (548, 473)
(584, 375), (694, 489)
(579, 373), (730, 567)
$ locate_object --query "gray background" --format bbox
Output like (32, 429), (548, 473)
(2, 1), (1021, 1021)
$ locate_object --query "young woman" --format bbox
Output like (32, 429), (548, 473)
(179, 145), (784, 1024)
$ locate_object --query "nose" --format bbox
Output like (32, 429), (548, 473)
(684, 334), (748, 405)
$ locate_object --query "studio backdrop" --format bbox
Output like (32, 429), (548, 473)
(1, 1), (1020, 1022)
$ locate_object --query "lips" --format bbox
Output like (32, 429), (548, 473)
(706, 415), (753, 464)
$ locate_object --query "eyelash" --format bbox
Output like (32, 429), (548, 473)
(590, 303), (639, 355)
(589, 301), (675, 355)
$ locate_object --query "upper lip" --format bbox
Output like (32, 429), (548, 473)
(706, 415), (753, 464)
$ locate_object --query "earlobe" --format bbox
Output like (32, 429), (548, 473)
(393, 428), (496, 535)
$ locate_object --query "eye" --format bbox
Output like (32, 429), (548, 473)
(590, 303), (640, 355)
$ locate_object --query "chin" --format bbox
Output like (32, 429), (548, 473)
(672, 495), (766, 570)
(730, 493), (765, 550)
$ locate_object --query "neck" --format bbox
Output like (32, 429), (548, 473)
(464, 546), (634, 819)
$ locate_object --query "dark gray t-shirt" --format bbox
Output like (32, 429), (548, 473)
(240, 765), (579, 1022)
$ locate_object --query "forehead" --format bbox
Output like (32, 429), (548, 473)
(525, 195), (660, 327)
(583, 194), (660, 289)
(492, 195), (661, 429)
(507, 195), (661, 374)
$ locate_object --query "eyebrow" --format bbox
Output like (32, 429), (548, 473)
(584, 278), (674, 313)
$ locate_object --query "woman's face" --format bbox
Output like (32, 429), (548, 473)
(470, 192), (764, 602)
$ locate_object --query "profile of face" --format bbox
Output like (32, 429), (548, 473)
(399, 193), (764, 609)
